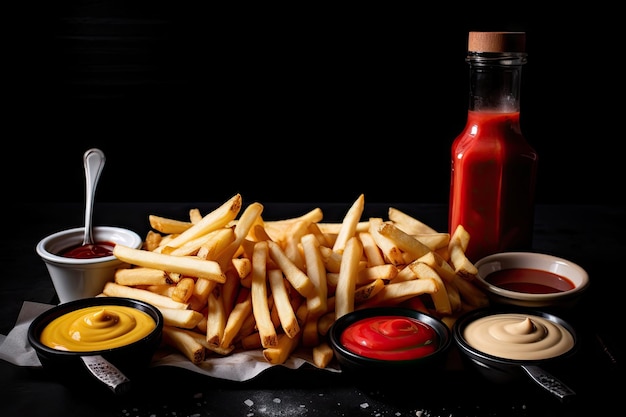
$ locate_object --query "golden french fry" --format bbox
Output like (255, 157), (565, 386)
(301, 233), (328, 318)
(388, 207), (438, 235)
(413, 233), (450, 251)
(354, 278), (386, 304)
(356, 264), (398, 285)
(358, 278), (437, 309)
(332, 194), (365, 254)
(165, 194), (242, 249)
(196, 227), (236, 260)
(267, 240), (315, 298)
(368, 218), (404, 265)
(408, 262), (452, 315)
(358, 232), (385, 267)
(171, 277), (195, 303)
(205, 286), (226, 346)
(377, 221), (431, 262)
(282, 220), (310, 271)
(113, 244), (226, 283)
(144, 230), (162, 251)
(318, 245), (342, 273)
(263, 332), (300, 365)
(114, 267), (168, 286)
(268, 269), (300, 338)
(162, 326), (205, 364)
(215, 202), (264, 270)
(220, 288), (252, 349)
(231, 257), (252, 279)
(449, 225), (478, 279)
(251, 241), (278, 348)
(149, 215), (193, 235)
(312, 341), (334, 369)
(189, 208), (202, 224)
(415, 251), (457, 283)
(158, 307), (204, 329)
(102, 282), (189, 309)
(334, 236), (363, 319)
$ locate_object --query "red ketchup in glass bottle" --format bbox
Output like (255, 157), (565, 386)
(449, 32), (538, 263)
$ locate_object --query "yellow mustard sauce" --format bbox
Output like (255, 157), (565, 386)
(40, 305), (156, 351)
(463, 313), (574, 361)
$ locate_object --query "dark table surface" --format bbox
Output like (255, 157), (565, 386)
(1, 201), (624, 417)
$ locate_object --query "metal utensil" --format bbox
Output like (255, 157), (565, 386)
(82, 148), (106, 246)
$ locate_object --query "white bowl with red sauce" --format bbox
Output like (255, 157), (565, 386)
(327, 307), (451, 382)
(36, 226), (143, 304)
(473, 252), (590, 309)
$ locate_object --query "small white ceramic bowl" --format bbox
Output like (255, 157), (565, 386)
(36, 226), (143, 304)
(473, 252), (590, 308)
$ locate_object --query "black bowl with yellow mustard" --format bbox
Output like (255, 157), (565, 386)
(28, 297), (163, 395)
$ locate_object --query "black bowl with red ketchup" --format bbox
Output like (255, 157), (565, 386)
(328, 307), (451, 382)
(473, 252), (590, 310)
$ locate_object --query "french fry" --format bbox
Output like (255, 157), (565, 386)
(358, 232), (385, 267)
(196, 227), (236, 260)
(171, 277), (195, 303)
(149, 215), (193, 234)
(358, 278), (438, 309)
(158, 307), (204, 329)
(377, 221), (431, 262)
(408, 262), (452, 315)
(165, 194), (242, 249)
(301, 233), (328, 317)
(115, 267), (168, 286)
(267, 240), (315, 298)
(113, 244), (226, 283)
(102, 282), (189, 309)
(268, 269), (300, 338)
(263, 332), (300, 365)
(189, 208), (202, 224)
(448, 224), (478, 279)
(368, 218), (404, 265)
(356, 264), (398, 285)
(312, 342), (334, 369)
(215, 202), (264, 270)
(162, 326), (205, 364)
(332, 193), (365, 254)
(251, 241), (278, 348)
(334, 236), (363, 319)
(220, 288), (252, 349)
(388, 207), (438, 234)
(354, 278), (386, 304)
(206, 286), (226, 346)
(144, 230), (162, 251)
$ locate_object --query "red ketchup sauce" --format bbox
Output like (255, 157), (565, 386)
(449, 111), (538, 263)
(60, 241), (116, 259)
(486, 268), (575, 294)
(340, 316), (438, 361)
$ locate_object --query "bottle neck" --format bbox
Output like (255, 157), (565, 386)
(467, 52), (526, 113)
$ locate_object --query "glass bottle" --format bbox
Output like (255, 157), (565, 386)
(448, 31), (538, 263)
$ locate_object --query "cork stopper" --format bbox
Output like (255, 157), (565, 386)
(468, 32), (526, 53)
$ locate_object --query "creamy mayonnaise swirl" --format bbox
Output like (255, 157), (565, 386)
(40, 305), (156, 352)
(462, 313), (574, 360)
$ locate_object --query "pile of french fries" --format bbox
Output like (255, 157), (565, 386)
(100, 193), (489, 368)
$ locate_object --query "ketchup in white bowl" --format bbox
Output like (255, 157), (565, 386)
(60, 241), (116, 259)
(474, 252), (589, 308)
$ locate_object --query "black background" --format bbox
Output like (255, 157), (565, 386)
(6, 2), (624, 205)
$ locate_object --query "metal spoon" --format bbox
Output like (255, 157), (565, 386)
(82, 148), (106, 246)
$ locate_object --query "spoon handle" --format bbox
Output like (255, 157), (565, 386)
(83, 148), (106, 246)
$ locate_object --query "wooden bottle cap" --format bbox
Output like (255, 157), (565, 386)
(468, 32), (526, 53)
